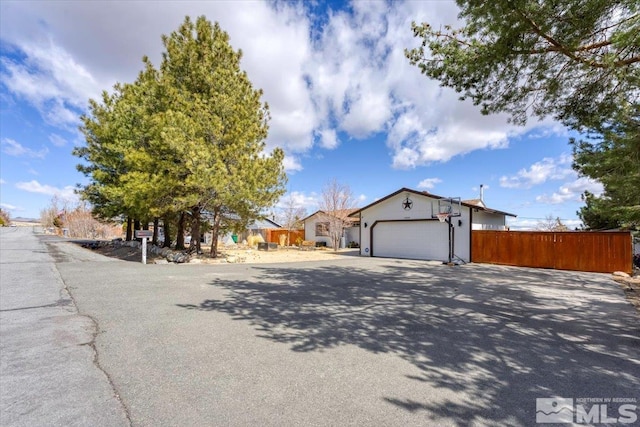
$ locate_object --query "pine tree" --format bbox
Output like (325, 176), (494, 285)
(572, 107), (640, 230)
(406, 0), (639, 129)
(74, 16), (287, 256)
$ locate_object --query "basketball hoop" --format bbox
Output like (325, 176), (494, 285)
(436, 213), (449, 223)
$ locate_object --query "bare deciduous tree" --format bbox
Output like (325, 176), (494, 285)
(277, 194), (306, 246)
(318, 179), (357, 251)
(40, 196), (122, 238)
(536, 214), (569, 232)
(40, 196), (64, 230)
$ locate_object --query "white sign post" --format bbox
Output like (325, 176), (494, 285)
(134, 230), (153, 264)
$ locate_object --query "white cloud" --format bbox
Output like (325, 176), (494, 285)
(0, 202), (18, 211)
(282, 155), (303, 172)
(1, 138), (48, 159)
(417, 178), (442, 190)
(0, 40), (97, 128)
(507, 216), (583, 231)
(0, 1), (565, 169)
(302, 1), (552, 169)
(506, 217), (539, 231)
(0, 179), (5, 184)
(535, 177), (604, 205)
(357, 194), (367, 203)
(500, 154), (573, 189)
(276, 190), (319, 213)
(318, 128), (338, 150)
(15, 180), (77, 201)
(49, 133), (68, 147)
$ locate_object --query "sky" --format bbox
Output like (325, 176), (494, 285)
(0, 0), (604, 229)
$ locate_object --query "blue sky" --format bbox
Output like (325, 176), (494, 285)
(0, 1), (603, 229)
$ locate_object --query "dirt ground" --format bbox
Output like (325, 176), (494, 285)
(613, 274), (640, 314)
(197, 245), (359, 264)
(88, 242), (358, 264)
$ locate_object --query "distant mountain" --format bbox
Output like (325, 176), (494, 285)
(11, 217), (39, 223)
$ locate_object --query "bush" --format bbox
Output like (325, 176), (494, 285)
(0, 209), (10, 226)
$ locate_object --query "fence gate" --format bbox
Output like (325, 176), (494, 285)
(471, 231), (632, 274)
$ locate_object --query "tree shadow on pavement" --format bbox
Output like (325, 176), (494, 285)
(177, 261), (640, 426)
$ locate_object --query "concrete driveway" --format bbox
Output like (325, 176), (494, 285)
(2, 228), (639, 426)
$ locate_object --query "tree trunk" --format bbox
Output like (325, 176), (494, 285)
(152, 217), (159, 246)
(176, 212), (186, 250)
(189, 206), (202, 253)
(126, 217), (133, 241)
(133, 219), (141, 242)
(209, 209), (221, 258)
(162, 215), (172, 248)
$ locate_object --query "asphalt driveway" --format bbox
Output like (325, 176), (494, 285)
(4, 229), (640, 426)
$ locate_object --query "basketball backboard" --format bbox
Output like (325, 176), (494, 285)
(431, 197), (461, 218)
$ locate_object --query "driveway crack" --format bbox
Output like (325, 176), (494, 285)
(53, 262), (133, 427)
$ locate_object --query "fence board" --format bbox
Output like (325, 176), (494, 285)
(472, 231), (632, 274)
(266, 229), (305, 246)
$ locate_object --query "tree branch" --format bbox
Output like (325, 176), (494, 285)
(514, 8), (614, 69)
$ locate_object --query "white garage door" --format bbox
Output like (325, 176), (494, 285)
(372, 221), (448, 261)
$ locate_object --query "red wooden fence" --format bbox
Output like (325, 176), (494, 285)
(471, 230), (632, 274)
(265, 229), (305, 246)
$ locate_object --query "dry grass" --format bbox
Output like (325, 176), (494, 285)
(613, 274), (640, 314)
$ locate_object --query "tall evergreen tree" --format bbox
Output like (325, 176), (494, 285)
(572, 107), (640, 229)
(75, 16), (286, 256)
(406, 1), (639, 228)
(406, 0), (639, 129)
(156, 16), (286, 256)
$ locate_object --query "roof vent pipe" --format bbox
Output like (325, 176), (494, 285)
(480, 184), (484, 202)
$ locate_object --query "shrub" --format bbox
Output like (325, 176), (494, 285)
(0, 209), (9, 226)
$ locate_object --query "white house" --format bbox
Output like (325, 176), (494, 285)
(302, 210), (360, 248)
(349, 188), (516, 263)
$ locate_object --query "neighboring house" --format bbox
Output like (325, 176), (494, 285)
(349, 187), (516, 262)
(302, 210), (360, 247)
(207, 215), (282, 245)
(241, 217), (282, 242)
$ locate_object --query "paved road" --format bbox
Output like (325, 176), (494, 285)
(0, 227), (129, 426)
(2, 227), (640, 426)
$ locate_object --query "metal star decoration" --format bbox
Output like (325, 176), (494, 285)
(402, 197), (413, 210)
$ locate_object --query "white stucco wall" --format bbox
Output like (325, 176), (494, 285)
(344, 226), (360, 246)
(359, 192), (472, 262)
(471, 211), (507, 230)
(304, 213), (330, 245)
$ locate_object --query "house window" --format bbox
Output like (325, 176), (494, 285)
(315, 222), (329, 236)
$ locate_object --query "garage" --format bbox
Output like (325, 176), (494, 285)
(352, 187), (515, 263)
(372, 220), (448, 260)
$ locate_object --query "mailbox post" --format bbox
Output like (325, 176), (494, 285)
(134, 230), (153, 264)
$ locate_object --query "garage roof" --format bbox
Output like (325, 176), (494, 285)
(348, 187), (517, 218)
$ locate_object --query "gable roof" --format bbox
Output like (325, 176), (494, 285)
(203, 211), (282, 228)
(348, 187), (516, 218)
(249, 217), (282, 229)
(301, 209), (360, 224)
(462, 198), (486, 208)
